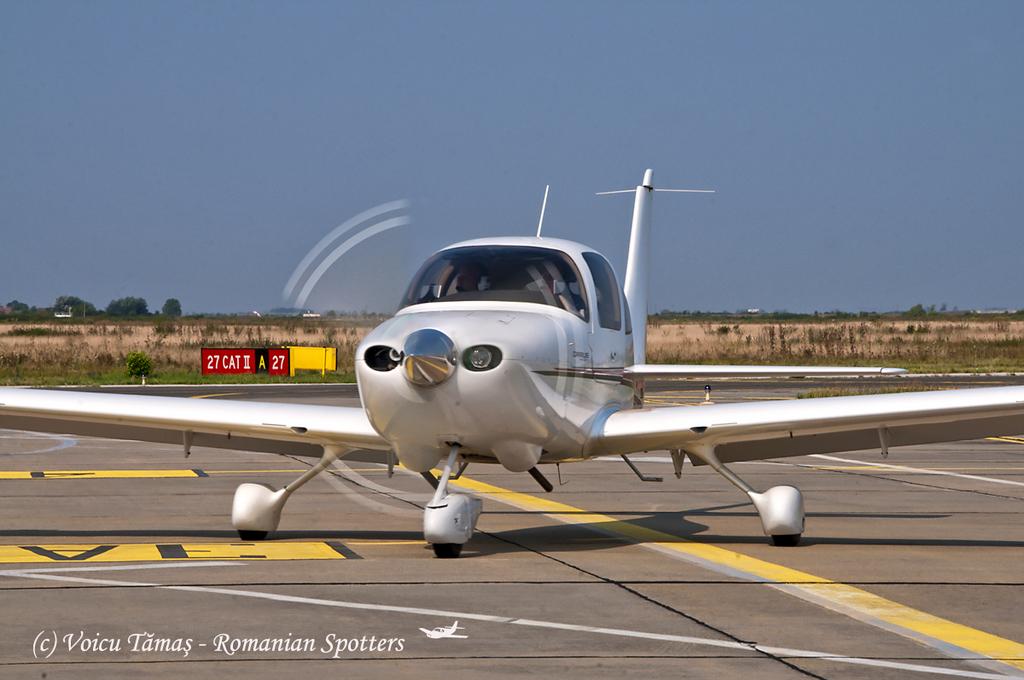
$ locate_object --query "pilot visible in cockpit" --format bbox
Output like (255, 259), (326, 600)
(454, 262), (484, 293)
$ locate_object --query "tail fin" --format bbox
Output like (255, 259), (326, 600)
(623, 169), (655, 364)
(599, 170), (714, 365)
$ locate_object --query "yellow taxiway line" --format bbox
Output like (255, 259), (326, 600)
(812, 465), (1024, 472)
(0, 541), (357, 563)
(988, 436), (1024, 445)
(450, 474), (1024, 672)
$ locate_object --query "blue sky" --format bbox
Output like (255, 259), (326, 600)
(2, 1), (1022, 313)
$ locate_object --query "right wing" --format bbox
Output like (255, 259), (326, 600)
(0, 387), (388, 458)
(625, 364), (907, 379)
(590, 386), (1024, 463)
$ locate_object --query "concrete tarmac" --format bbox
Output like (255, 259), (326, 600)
(1, 376), (1022, 679)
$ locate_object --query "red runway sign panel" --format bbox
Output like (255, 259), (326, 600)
(201, 348), (291, 375)
(201, 348), (255, 375)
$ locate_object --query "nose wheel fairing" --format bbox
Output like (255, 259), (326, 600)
(424, 493), (482, 551)
(424, 447), (483, 557)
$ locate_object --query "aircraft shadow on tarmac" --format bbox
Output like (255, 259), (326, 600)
(470, 506), (1024, 553)
(6, 503), (1023, 556)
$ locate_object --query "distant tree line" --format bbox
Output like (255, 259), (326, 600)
(103, 296), (149, 316)
(652, 303), (1021, 322)
(1, 296), (182, 317)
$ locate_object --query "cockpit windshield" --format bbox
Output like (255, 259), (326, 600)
(401, 246), (588, 319)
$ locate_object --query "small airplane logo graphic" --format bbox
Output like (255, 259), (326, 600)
(419, 620), (468, 639)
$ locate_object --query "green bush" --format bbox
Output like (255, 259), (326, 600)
(125, 351), (153, 378)
(161, 298), (182, 317)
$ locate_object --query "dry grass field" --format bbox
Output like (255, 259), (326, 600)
(0, 319), (379, 385)
(645, 318), (1024, 373)
(1, 317), (1022, 385)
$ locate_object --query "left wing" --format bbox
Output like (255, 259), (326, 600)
(589, 386), (1024, 463)
(625, 364), (907, 379)
(0, 387), (388, 458)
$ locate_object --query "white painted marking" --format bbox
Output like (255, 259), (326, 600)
(811, 454), (1024, 489)
(3, 569), (1017, 679)
(0, 561), (243, 576)
(0, 429), (77, 455)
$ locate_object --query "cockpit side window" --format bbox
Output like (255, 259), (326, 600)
(582, 252), (622, 331)
(401, 246), (589, 320)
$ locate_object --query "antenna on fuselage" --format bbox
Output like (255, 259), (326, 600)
(535, 184), (550, 238)
(596, 170), (715, 364)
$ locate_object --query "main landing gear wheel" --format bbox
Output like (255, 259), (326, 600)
(432, 543), (463, 558)
(686, 445), (806, 547)
(230, 446), (348, 543)
(237, 530), (268, 541)
(770, 533), (801, 547)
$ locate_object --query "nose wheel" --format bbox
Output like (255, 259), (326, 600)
(423, 446), (482, 557)
(770, 534), (802, 547)
(432, 543), (463, 559)
(238, 530), (269, 541)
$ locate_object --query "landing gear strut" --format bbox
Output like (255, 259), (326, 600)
(423, 445), (482, 558)
(230, 445), (348, 540)
(687, 444), (805, 546)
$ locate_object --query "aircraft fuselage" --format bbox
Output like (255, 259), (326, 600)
(355, 237), (636, 472)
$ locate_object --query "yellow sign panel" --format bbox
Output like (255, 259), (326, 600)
(0, 541), (357, 563)
(288, 346), (337, 376)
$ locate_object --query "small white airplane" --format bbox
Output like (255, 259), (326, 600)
(1, 169), (1022, 558)
(419, 621), (467, 639)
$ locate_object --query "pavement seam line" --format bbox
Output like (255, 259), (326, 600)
(477, 523), (828, 679)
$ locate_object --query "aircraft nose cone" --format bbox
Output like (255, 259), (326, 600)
(403, 329), (457, 387)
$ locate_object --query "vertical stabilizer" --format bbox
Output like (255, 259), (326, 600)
(598, 170), (713, 366)
(623, 169), (654, 364)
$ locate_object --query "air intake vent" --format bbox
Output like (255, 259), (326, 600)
(364, 345), (401, 372)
